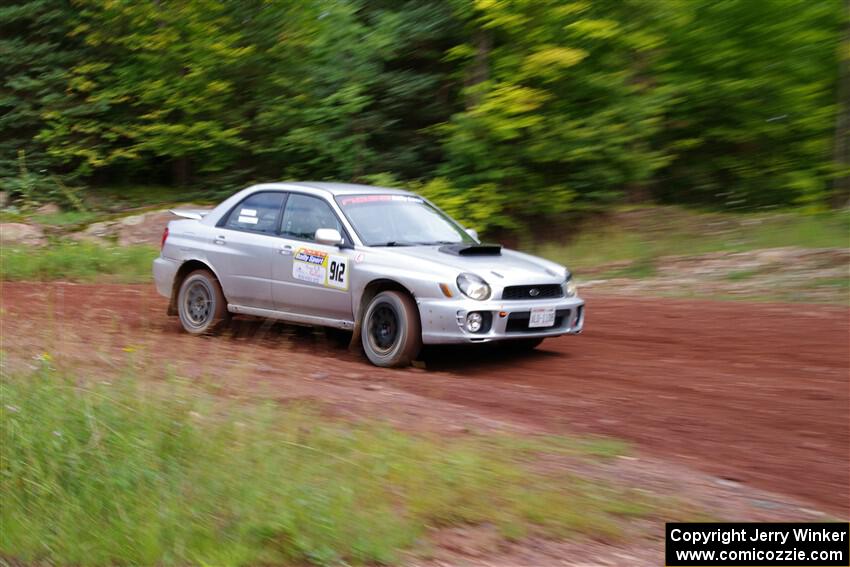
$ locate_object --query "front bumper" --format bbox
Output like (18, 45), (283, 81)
(417, 295), (585, 345)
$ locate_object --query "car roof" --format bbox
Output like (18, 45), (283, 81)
(261, 181), (413, 197)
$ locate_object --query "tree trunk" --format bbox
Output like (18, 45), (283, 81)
(173, 156), (189, 187)
(464, 28), (491, 109)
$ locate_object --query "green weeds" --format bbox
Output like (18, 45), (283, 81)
(0, 241), (157, 283)
(1, 366), (649, 566)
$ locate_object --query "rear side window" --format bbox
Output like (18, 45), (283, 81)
(223, 192), (285, 234)
(279, 194), (342, 241)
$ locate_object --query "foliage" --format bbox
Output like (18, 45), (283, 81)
(435, 0), (671, 228)
(0, 0), (83, 181)
(29, 209), (98, 226)
(1, 365), (647, 565)
(1, 0), (847, 230)
(37, 0), (256, 182)
(0, 240), (158, 282)
(652, 0), (844, 209)
(2, 150), (87, 210)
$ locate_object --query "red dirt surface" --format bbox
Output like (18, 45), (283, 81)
(1, 282), (848, 515)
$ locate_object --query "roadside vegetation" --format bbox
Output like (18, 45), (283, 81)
(1, 205), (846, 305)
(2, 1), (847, 232)
(1, 363), (650, 566)
(536, 207), (850, 272)
(0, 241), (157, 283)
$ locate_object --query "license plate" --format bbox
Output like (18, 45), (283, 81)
(528, 306), (556, 328)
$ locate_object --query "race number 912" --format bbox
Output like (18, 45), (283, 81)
(327, 256), (348, 289)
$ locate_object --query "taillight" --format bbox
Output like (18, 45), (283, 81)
(160, 226), (169, 251)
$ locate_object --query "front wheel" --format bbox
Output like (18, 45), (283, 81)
(177, 269), (228, 335)
(361, 291), (421, 367)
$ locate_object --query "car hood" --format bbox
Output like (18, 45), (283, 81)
(376, 245), (567, 285)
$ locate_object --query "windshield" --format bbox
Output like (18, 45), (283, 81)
(336, 194), (475, 247)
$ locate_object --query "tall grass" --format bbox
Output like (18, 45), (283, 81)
(1, 365), (647, 566)
(537, 208), (850, 271)
(30, 210), (100, 227)
(0, 241), (157, 283)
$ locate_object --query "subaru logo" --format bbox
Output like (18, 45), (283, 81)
(529, 288), (540, 297)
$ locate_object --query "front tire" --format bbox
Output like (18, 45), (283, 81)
(177, 269), (228, 335)
(361, 291), (421, 367)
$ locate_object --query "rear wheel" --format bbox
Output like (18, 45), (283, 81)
(361, 291), (421, 367)
(177, 269), (228, 335)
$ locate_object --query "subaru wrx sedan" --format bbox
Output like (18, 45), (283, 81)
(153, 182), (584, 367)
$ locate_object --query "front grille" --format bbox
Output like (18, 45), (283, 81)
(501, 284), (563, 300)
(505, 309), (571, 333)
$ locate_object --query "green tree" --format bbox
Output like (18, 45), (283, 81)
(357, 0), (465, 181)
(831, 0), (850, 206)
(0, 0), (82, 183)
(653, 0), (845, 209)
(252, 0), (463, 183)
(433, 0), (670, 230)
(249, 0), (379, 182)
(38, 0), (256, 185)
(7, 0), (845, 223)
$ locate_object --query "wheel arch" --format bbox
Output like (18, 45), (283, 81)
(351, 278), (417, 344)
(168, 259), (226, 316)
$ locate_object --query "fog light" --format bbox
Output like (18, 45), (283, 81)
(466, 312), (484, 332)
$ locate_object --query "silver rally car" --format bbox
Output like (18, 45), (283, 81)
(153, 182), (584, 367)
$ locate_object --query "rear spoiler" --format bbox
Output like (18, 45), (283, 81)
(169, 208), (210, 221)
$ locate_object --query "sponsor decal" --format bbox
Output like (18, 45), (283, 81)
(294, 249), (326, 265)
(292, 248), (349, 290)
(339, 194), (423, 206)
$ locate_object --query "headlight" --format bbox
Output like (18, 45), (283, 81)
(456, 273), (491, 301)
(563, 273), (577, 298)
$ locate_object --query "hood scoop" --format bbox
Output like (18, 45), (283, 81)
(439, 243), (502, 256)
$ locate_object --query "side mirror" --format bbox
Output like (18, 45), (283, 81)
(315, 228), (344, 247)
(465, 228), (479, 241)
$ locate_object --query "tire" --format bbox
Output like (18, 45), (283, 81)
(176, 269), (228, 335)
(361, 290), (422, 367)
(507, 337), (545, 351)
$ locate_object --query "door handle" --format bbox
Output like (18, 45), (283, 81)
(279, 244), (293, 255)
(214, 235), (226, 245)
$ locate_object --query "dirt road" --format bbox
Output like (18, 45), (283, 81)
(1, 282), (847, 515)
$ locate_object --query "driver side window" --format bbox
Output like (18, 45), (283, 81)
(279, 194), (342, 241)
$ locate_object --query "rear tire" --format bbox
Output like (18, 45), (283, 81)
(361, 291), (421, 367)
(177, 269), (228, 335)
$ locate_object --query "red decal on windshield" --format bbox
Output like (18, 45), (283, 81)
(339, 195), (394, 205)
